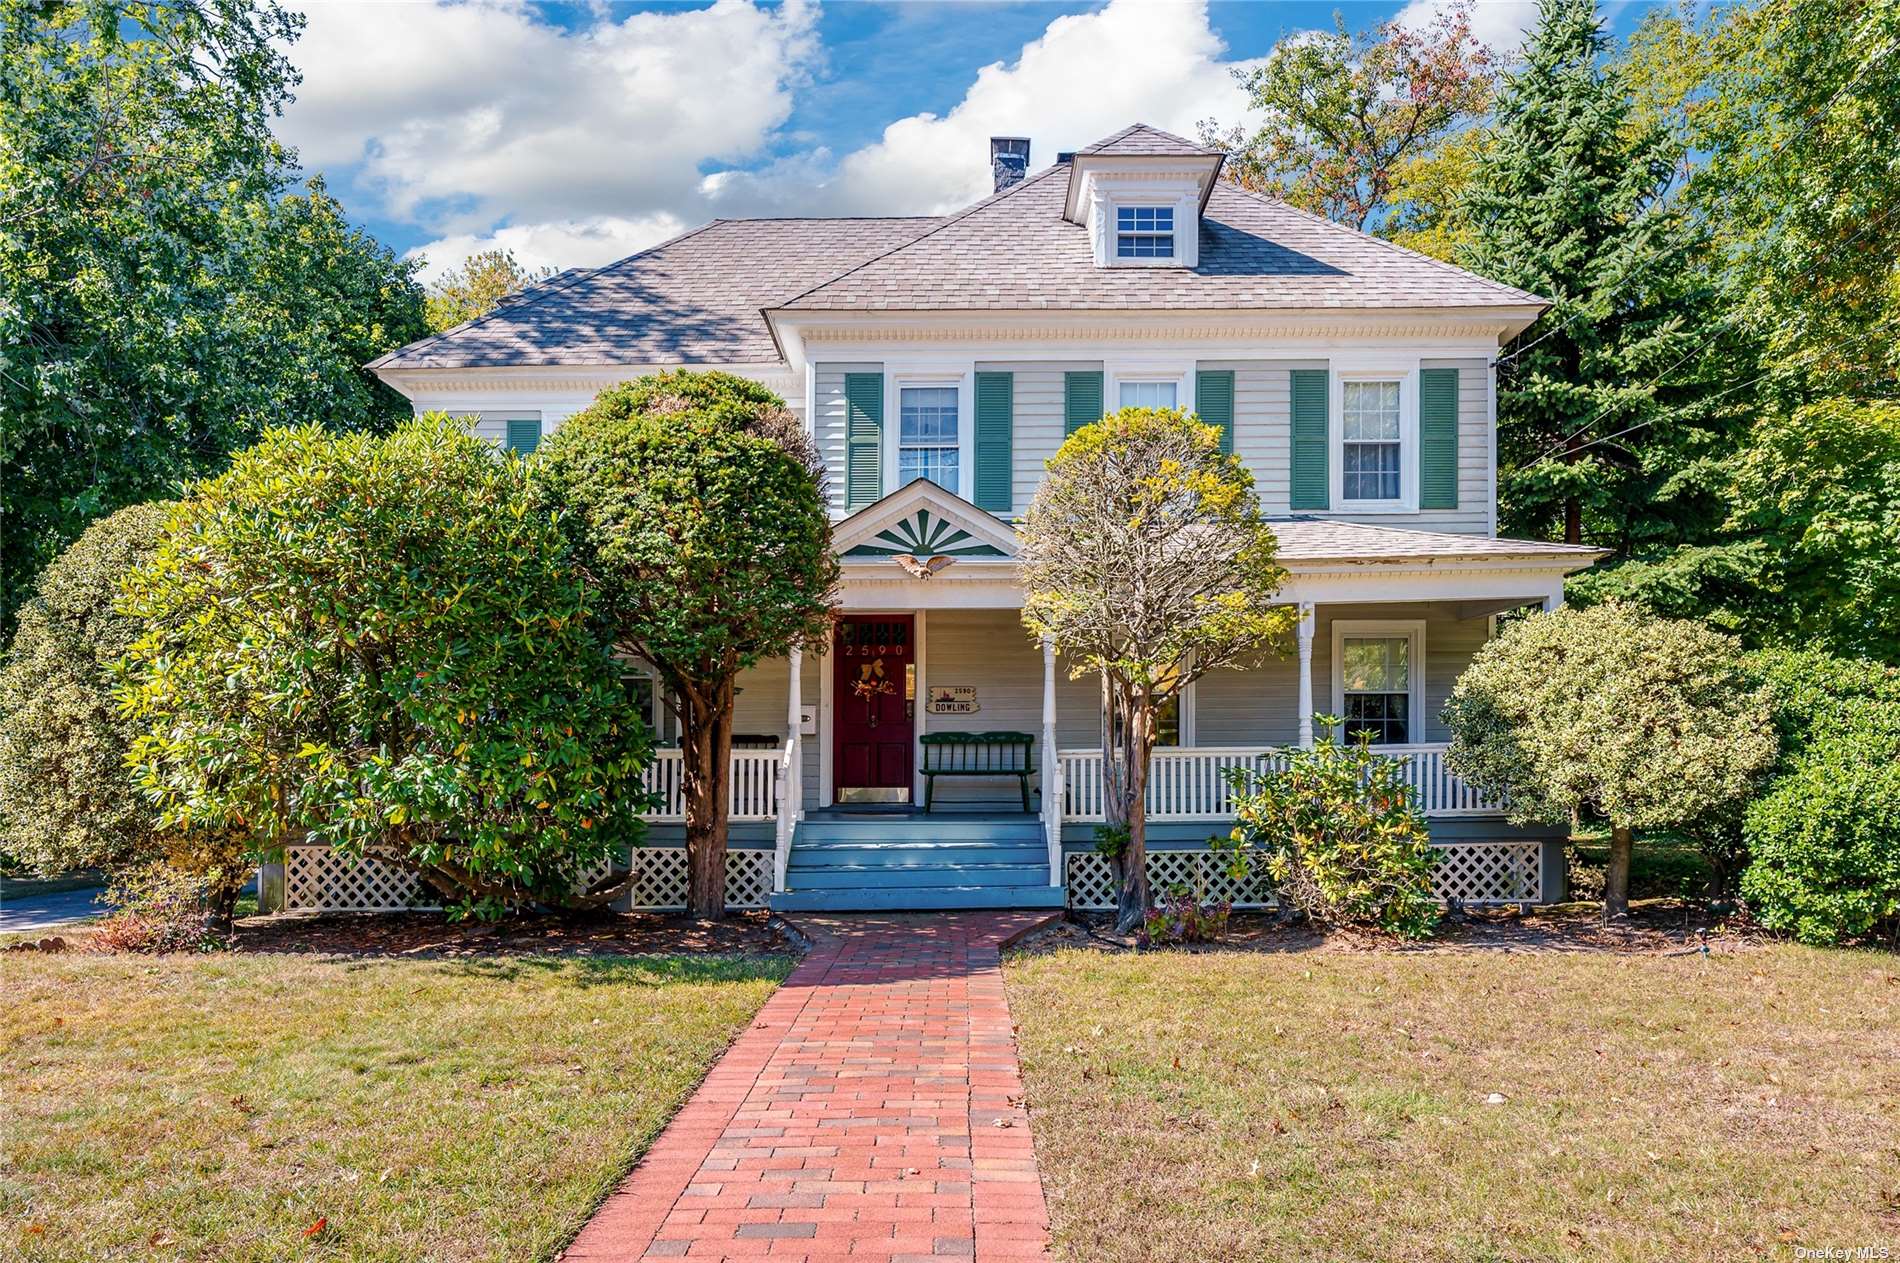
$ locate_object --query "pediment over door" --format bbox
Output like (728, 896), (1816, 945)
(833, 480), (1018, 562)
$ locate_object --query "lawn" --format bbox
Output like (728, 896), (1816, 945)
(1007, 939), (1900, 1263)
(1, 948), (790, 1262)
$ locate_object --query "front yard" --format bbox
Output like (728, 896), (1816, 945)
(2, 945), (790, 1262)
(1007, 931), (1900, 1263)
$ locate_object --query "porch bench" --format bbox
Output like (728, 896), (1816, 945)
(920, 731), (1036, 812)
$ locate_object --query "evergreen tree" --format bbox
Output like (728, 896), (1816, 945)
(1458, 0), (1746, 548)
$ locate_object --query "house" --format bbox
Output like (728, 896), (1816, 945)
(298, 124), (1601, 917)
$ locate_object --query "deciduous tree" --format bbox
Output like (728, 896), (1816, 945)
(1019, 409), (1294, 933)
(424, 248), (559, 333)
(1444, 603), (1776, 919)
(535, 372), (838, 919)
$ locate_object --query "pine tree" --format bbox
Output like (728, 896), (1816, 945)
(1458, 0), (1746, 548)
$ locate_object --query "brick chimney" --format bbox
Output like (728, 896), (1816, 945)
(990, 137), (1030, 194)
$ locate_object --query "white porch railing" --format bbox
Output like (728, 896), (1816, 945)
(1058, 742), (1502, 821)
(641, 749), (781, 821)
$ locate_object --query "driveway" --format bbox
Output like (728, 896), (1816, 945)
(0, 885), (109, 933)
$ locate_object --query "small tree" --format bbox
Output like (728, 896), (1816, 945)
(118, 417), (651, 920)
(424, 248), (557, 333)
(1020, 408), (1295, 933)
(0, 502), (171, 876)
(535, 371), (838, 919)
(1443, 603), (1776, 920)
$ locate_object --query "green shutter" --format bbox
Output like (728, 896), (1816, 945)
(505, 417), (541, 455)
(1289, 369), (1329, 510)
(843, 372), (884, 510)
(1195, 370), (1235, 455)
(974, 371), (1014, 514)
(1063, 370), (1104, 436)
(1419, 367), (1460, 510)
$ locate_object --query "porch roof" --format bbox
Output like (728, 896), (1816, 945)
(1270, 518), (1603, 569)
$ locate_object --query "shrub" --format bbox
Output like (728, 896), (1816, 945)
(0, 503), (170, 876)
(1740, 729), (1900, 945)
(118, 418), (653, 919)
(1217, 723), (1440, 938)
(1443, 603), (1776, 918)
(93, 860), (243, 954)
(1139, 886), (1232, 946)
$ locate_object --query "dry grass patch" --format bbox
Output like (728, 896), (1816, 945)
(1007, 941), (1900, 1263)
(2, 950), (790, 1262)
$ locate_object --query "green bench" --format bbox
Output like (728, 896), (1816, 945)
(919, 731), (1037, 812)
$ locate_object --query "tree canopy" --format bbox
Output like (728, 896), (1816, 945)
(0, 0), (427, 634)
(534, 371), (839, 918)
(424, 248), (559, 334)
(1020, 408), (1294, 931)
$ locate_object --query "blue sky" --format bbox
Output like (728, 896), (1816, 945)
(273, 0), (1661, 280)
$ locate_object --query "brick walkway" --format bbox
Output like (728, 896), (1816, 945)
(564, 912), (1056, 1263)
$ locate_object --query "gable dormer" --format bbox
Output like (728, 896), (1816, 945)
(1061, 125), (1224, 270)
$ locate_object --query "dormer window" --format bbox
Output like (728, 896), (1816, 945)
(1115, 206), (1174, 259)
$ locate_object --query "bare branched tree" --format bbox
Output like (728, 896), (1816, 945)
(1019, 409), (1296, 932)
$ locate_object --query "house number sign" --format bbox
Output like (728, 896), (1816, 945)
(927, 685), (979, 715)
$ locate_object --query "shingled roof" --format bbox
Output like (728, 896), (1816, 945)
(778, 163), (1543, 312)
(1270, 518), (1601, 565)
(370, 123), (1543, 372)
(370, 216), (940, 370)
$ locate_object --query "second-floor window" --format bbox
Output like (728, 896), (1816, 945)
(1115, 206), (1174, 258)
(1117, 380), (1177, 410)
(1342, 380), (1402, 502)
(899, 385), (959, 491)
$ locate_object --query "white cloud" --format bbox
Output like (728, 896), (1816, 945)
(703, 0), (1265, 218)
(280, 0), (1266, 273)
(1393, 0), (1543, 56)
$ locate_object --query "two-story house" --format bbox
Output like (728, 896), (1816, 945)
(343, 125), (1600, 917)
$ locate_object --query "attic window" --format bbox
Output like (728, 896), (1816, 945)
(1115, 206), (1174, 259)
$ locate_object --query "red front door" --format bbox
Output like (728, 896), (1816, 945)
(833, 615), (915, 803)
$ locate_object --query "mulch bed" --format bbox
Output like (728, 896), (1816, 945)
(223, 908), (798, 959)
(1014, 900), (1775, 958)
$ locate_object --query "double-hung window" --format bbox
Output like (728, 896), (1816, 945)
(1115, 206), (1174, 259)
(898, 385), (959, 491)
(1117, 380), (1177, 410)
(1334, 623), (1422, 746)
(1341, 380), (1402, 502)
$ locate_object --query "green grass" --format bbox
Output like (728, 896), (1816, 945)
(2, 950), (791, 1262)
(1007, 943), (1900, 1262)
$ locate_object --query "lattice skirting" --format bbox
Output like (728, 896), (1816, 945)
(1064, 840), (1543, 911)
(282, 846), (772, 913)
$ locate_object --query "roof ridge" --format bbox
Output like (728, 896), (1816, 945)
(1079, 122), (1220, 156)
(1213, 182), (1547, 307)
(368, 219), (727, 369)
(769, 163), (1072, 312)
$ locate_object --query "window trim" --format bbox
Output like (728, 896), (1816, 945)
(1114, 204), (1176, 260)
(1107, 362), (1193, 417)
(1099, 193), (1193, 268)
(884, 370), (972, 501)
(1329, 619), (1426, 748)
(1329, 364), (1419, 513)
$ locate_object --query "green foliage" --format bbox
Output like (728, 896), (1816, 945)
(1459, 0), (1749, 550)
(1217, 723), (1440, 938)
(0, 503), (170, 876)
(534, 371), (837, 918)
(117, 417), (650, 919)
(1741, 733), (1900, 946)
(424, 248), (558, 333)
(1204, 0), (1493, 234)
(93, 861), (239, 954)
(1444, 604), (1776, 833)
(0, 0), (427, 635)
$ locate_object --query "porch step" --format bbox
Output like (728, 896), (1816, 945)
(787, 862), (1051, 890)
(789, 842), (1047, 867)
(793, 817), (1042, 843)
(771, 884), (1065, 913)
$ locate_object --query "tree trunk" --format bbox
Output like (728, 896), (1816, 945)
(1603, 823), (1634, 922)
(1563, 435), (1583, 546)
(682, 677), (734, 920)
(1112, 684), (1155, 936)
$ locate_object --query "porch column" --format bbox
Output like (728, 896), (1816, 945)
(1041, 635), (1062, 883)
(1543, 585), (1565, 613)
(776, 645), (803, 893)
(1296, 602), (1316, 748)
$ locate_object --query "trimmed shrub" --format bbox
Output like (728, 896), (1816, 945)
(1741, 729), (1900, 945)
(0, 503), (170, 875)
(1217, 723), (1440, 938)
(118, 417), (654, 919)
